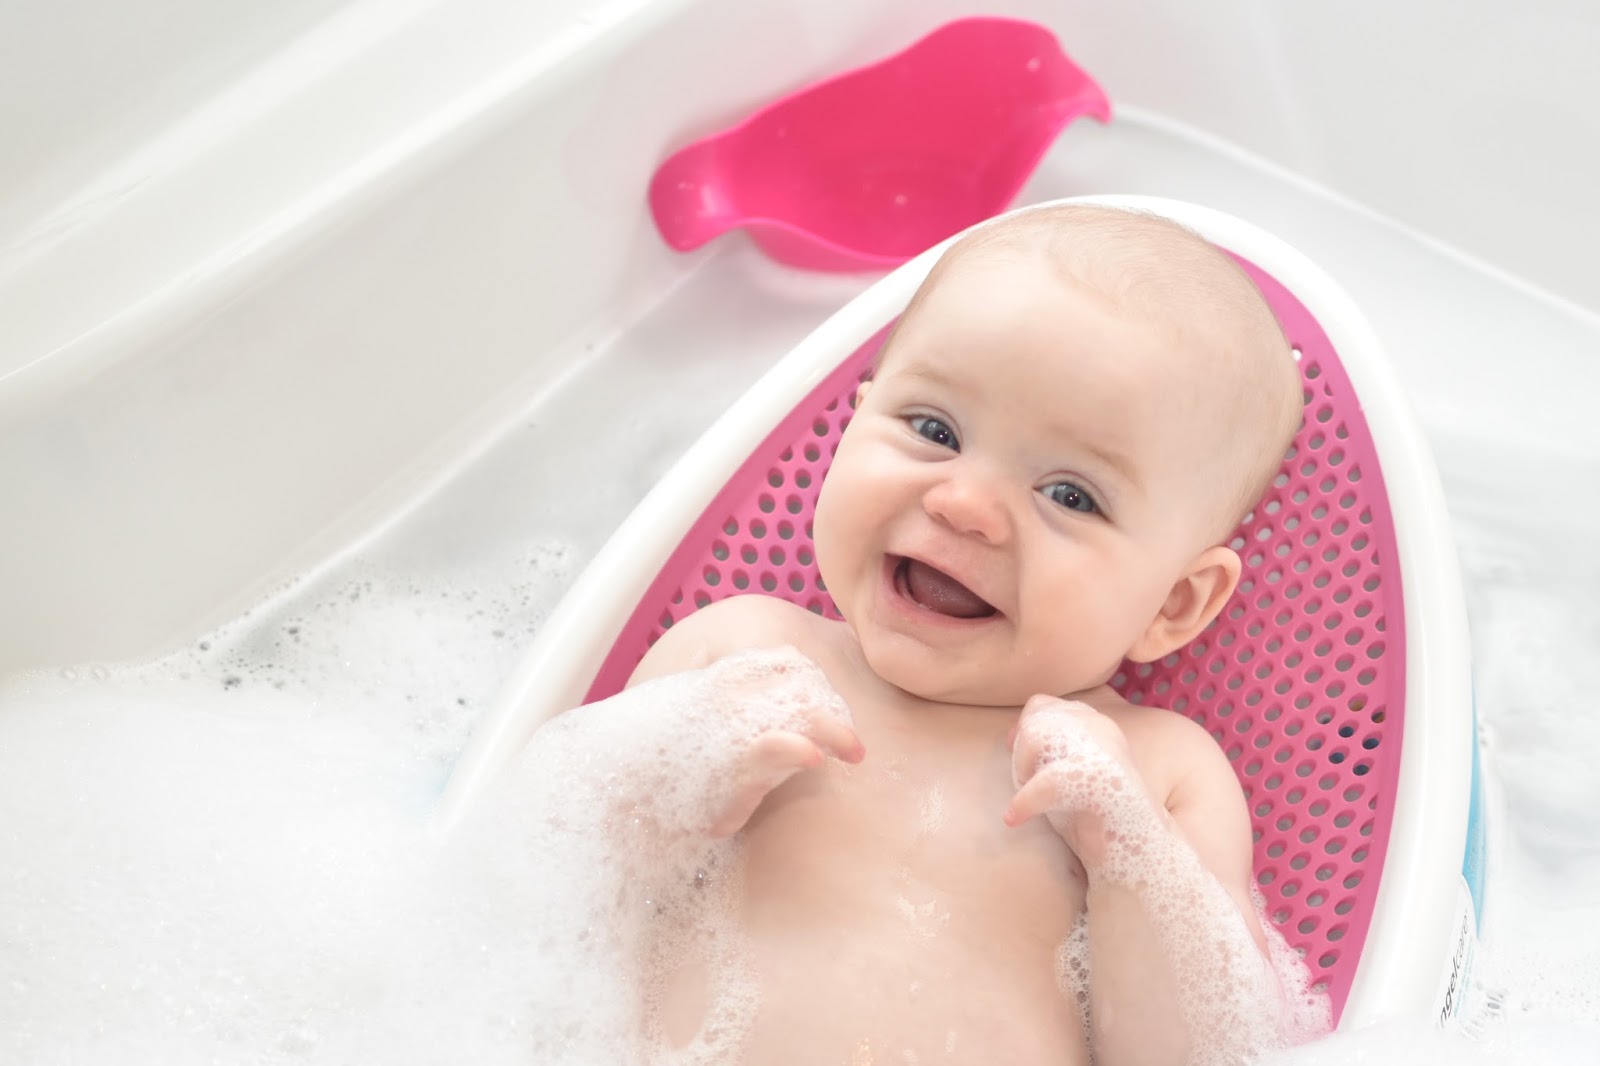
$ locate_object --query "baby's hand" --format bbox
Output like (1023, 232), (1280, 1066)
(1002, 695), (1160, 869)
(691, 647), (864, 838)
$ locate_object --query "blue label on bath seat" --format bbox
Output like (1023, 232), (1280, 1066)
(1461, 695), (1487, 928)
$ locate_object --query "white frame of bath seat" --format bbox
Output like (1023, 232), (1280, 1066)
(435, 194), (1476, 1031)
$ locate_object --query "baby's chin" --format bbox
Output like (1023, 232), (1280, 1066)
(864, 646), (1090, 710)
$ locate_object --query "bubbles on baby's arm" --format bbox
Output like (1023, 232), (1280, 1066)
(1019, 702), (1330, 1063)
(517, 646), (841, 842)
(1258, 888), (1335, 1043)
(696, 645), (853, 737)
(484, 645), (850, 1065)
(1056, 913), (1092, 1032)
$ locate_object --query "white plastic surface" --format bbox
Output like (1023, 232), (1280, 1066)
(3, 0), (1598, 675)
(5, 0), (1597, 332)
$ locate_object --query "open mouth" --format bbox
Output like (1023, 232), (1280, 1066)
(891, 556), (998, 620)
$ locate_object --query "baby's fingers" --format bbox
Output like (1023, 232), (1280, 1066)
(709, 731), (823, 837)
(1009, 700), (1078, 784)
(797, 709), (865, 765)
(1002, 770), (1064, 829)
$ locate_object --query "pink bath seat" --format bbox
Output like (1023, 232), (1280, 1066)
(439, 196), (1476, 1032)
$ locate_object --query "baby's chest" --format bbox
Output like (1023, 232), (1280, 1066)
(716, 740), (1089, 1063)
(739, 725), (1084, 953)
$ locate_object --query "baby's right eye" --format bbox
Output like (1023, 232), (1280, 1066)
(909, 415), (960, 452)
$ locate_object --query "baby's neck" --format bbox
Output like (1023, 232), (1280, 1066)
(1060, 682), (1127, 714)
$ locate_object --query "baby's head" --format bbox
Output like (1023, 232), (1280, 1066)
(812, 203), (1303, 706)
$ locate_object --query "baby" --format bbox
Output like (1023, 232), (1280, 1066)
(542, 204), (1318, 1064)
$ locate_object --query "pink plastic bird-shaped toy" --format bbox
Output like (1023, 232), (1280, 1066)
(648, 17), (1112, 271)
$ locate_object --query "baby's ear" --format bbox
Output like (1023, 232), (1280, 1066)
(1127, 546), (1242, 663)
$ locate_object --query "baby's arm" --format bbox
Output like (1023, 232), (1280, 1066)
(621, 596), (863, 838)
(503, 604), (858, 1059)
(1006, 697), (1300, 1066)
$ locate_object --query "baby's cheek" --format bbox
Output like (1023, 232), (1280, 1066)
(810, 485), (853, 595)
(1022, 601), (1131, 694)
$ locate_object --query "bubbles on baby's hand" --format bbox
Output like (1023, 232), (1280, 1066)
(1020, 704), (1331, 1062)
(485, 644), (851, 1064)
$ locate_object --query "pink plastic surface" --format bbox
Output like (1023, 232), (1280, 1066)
(648, 18), (1111, 270)
(587, 259), (1403, 1022)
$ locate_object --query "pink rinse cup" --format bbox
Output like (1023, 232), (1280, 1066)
(648, 18), (1111, 271)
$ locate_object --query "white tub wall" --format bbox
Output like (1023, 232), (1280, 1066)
(4, 0), (1596, 324)
(0, 0), (708, 675)
(0, 0), (349, 250)
(1065, 0), (1600, 313)
(1240, 0), (1600, 314)
(0, 0), (1595, 674)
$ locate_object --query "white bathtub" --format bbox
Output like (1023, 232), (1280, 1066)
(3, 0), (1598, 1056)
(4, 0), (1598, 676)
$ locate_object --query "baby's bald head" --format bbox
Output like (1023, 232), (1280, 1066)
(899, 203), (1303, 543)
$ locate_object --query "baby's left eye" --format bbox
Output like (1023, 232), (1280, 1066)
(909, 415), (960, 452)
(1043, 481), (1098, 514)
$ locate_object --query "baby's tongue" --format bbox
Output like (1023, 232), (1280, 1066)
(902, 559), (995, 618)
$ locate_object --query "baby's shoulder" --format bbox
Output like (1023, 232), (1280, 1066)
(1098, 697), (1236, 801)
(1101, 698), (1217, 749)
(627, 594), (830, 686)
(681, 593), (824, 647)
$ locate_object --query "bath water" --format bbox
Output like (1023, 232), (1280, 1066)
(0, 546), (610, 1064)
(3, 374), (1599, 1063)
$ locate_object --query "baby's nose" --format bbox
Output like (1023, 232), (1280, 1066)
(922, 472), (1012, 543)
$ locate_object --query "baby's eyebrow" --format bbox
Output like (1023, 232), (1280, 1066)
(1047, 425), (1138, 491)
(1084, 440), (1137, 485)
(891, 362), (964, 392)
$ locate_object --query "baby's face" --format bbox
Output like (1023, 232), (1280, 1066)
(813, 251), (1235, 706)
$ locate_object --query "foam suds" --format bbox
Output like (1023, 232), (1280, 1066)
(0, 614), (858, 1063)
(0, 548), (668, 1066)
(1020, 702), (1329, 1064)
(495, 645), (854, 1061)
(1258, 1018), (1600, 1066)
(1057, 914), (1093, 1030)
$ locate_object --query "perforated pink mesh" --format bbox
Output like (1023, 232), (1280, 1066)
(587, 261), (1402, 1022)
